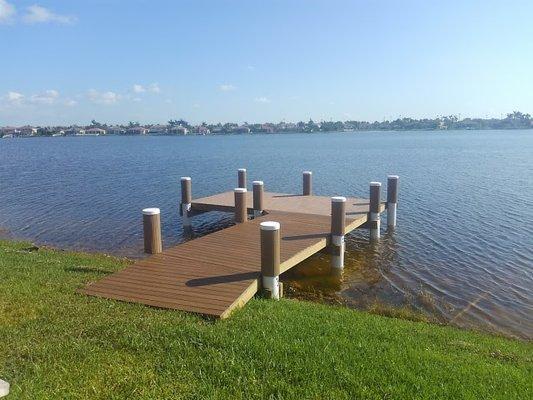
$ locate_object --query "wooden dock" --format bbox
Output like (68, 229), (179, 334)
(81, 192), (385, 318)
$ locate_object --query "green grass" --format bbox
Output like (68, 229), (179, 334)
(0, 240), (531, 399)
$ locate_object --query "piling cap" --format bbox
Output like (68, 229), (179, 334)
(238, 168), (247, 172)
(331, 196), (347, 203)
(142, 207), (160, 215)
(387, 175), (399, 180)
(370, 181), (382, 187)
(260, 221), (280, 231)
(303, 171), (312, 175)
(234, 188), (247, 193)
(180, 176), (191, 181)
(253, 180), (264, 186)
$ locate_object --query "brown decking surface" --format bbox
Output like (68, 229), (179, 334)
(81, 192), (381, 318)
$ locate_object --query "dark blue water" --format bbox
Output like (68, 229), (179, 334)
(1, 131), (531, 339)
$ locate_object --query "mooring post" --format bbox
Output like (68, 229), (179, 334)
(238, 168), (247, 189)
(142, 208), (162, 254)
(369, 182), (382, 241)
(330, 196), (346, 269)
(303, 171), (312, 196)
(234, 188), (247, 223)
(387, 175), (399, 228)
(260, 221), (281, 299)
(253, 180), (264, 218)
(180, 176), (192, 228)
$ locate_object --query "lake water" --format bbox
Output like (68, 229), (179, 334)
(1, 131), (531, 339)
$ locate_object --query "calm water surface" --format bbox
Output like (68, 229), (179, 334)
(1, 131), (532, 339)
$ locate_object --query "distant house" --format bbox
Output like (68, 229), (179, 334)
(0, 127), (18, 136)
(261, 124), (275, 133)
(107, 126), (125, 135)
(169, 125), (189, 135)
(148, 125), (168, 135)
(85, 128), (106, 135)
(18, 126), (37, 136)
(197, 126), (210, 135)
(64, 127), (85, 136)
(126, 126), (148, 135)
(233, 125), (251, 134)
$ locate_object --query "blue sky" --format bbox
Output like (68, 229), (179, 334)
(1, 0), (532, 125)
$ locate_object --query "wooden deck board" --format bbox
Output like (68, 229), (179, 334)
(81, 192), (381, 318)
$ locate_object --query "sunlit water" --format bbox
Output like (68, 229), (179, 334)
(1, 131), (531, 339)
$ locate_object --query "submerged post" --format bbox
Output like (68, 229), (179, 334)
(234, 188), (247, 223)
(369, 182), (381, 241)
(330, 196), (346, 270)
(253, 180), (264, 218)
(238, 168), (247, 189)
(142, 208), (162, 254)
(180, 176), (192, 228)
(303, 171), (312, 196)
(260, 221), (281, 299)
(387, 175), (399, 228)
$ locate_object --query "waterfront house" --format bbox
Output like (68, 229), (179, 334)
(18, 126), (37, 136)
(169, 125), (189, 135)
(107, 126), (125, 135)
(85, 128), (106, 136)
(148, 125), (168, 135)
(64, 127), (85, 136)
(197, 125), (210, 135)
(126, 126), (148, 135)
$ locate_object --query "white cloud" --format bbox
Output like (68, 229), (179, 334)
(23, 5), (76, 25)
(0, 0), (15, 24)
(3, 91), (24, 105)
(254, 97), (270, 104)
(30, 89), (59, 104)
(64, 99), (77, 107)
(87, 89), (120, 105)
(133, 84), (145, 93)
(148, 83), (160, 93)
(219, 84), (236, 92)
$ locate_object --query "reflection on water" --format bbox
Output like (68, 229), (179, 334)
(1, 131), (532, 339)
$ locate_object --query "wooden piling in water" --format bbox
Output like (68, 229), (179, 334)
(330, 196), (346, 269)
(180, 177), (192, 228)
(253, 180), (264, 217)
(369, 182), (381, 241)
(234, 188), (247, 223)
(387, 175), (399, 228)
(238, 168), (247, 189)
(303, 171), (312, 196)
(142, 208), (162, 254)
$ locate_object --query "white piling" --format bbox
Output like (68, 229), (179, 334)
(369, 182), (382, 241)
(238, 168), (247, 189)
(260, 221), (281, 300)
(330, 196), (346, 270)
(387, 175), (399, 228)
(180, 177), (192, 228)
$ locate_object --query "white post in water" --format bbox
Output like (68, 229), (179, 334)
(260, 221), (281, 300)
(253, 180), (264, 218)
(142, 208), (162, 254)
(238, 168), (247, 189)
(303, 171), (312, 196)
(0, 379), (9, 398)
(330, 196), (346, 270)
(387, 175), (399, 228)
(180, 177), (192, 229)
(369, 182), (382, 241)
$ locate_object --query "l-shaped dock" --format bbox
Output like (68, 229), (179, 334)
(81, 171), (398, 318)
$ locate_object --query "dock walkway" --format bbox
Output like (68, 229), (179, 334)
(81, 193), (382, 318)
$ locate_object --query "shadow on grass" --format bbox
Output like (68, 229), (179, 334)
(65, 266), (112, 275)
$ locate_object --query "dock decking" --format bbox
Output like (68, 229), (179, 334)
(81, 192), (384, 318)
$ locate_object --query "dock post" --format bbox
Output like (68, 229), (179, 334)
(253, 180), (264, 218)
(260, 221), (281, 300)
(330, 196), (346, 269)
(180, 177), (192, 228)
(303, 171), (312, 196)
(142, 208), (162, 254)
(369, 182), (382, 241)
(234, 188), (248, 223)
(238, 168), (247, 189)
(387, 175), (399, 228)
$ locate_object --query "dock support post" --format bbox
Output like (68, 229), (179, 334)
(369, 182), (382, 241)
(260, 221), (281, 300)
(387, 175), (399, 228)
(253, 180), (264, 218)
(143, 208), (162, 254)
(238, 168), (247, 189)
(303, 171), (312, 196)
(234, 188), (248, 223)
(330, 196), (346, 270)
(180, 177), (192, 228)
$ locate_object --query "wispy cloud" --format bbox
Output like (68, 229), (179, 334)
(219, 84), (236, 92)
(64, 99), (77, 107)
(254, 97), (270, 104)
(0, 0), (15, 24)
(29, 89), (59, 105)
(133, 83), (160, 94)
(148, 83), (160, 93)
(23, 5), (76, 25)
(3, 91), (24, 105)
(132, 84), (145, 93)
(87, 89), (120, 105)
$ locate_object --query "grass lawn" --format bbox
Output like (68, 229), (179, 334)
(0, 240), (531, 399)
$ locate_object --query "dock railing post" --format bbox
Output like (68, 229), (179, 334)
(330, 196), (346, 269)
(180, 177), (192, 229)
(238, 168), (247, 189)
(234, 188), (248, 223)
(387, 175), (399, 228)
(142, 208), (162, 254)
(303, 171), (312, 196)
(260, 221), (281, 299)
(369, 182), (382, 241)
(253, 180), (264, 218)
